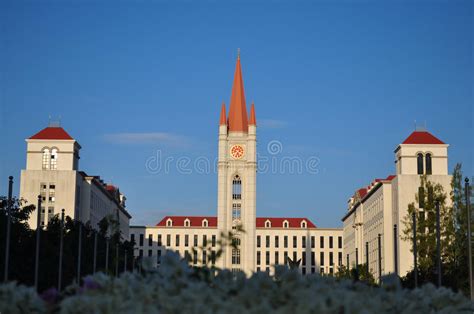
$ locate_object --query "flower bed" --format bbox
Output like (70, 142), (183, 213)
(1, 253), (472, 313)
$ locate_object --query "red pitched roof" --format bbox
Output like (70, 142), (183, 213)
(256, 217), (316, 229)
(402, 131), (444, 145)
(29, 127), (73, 140)
(227, 55), (249, 132)
(156, 216), (317, 229)
(156, 216), (218, 227)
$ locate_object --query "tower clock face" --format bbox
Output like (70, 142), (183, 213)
(230, 145), (245, 159)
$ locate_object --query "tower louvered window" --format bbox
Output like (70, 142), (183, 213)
(232, 175), (242, 200)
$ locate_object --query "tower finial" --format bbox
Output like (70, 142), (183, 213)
(237, 48), (240, 60)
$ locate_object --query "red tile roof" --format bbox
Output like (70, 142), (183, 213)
(156, 216), (317, 229)
(156, 216), (218, 227)
(256, 217), (316, 228)
(29, 127), (73, 140)
(402, 131), (444, 145)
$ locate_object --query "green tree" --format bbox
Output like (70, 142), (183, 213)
(402, 175), (454, 273)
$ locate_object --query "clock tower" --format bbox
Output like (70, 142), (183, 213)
(217, 53), (257, 274)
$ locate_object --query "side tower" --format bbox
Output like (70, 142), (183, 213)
(217, 54), (257, 274)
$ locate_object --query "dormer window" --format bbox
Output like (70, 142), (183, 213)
(265, 220), (271, 228)
(301, 220), (307, 228)
(184, 219), (190, 227)
(166, 219), (173, 227)
(283, 220), (289, 228)
(202, 219), (208, 227)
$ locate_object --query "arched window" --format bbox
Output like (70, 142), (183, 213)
(232, 203), (241, 220)
(425, 153), (432, 175)
(50, 148), (58, 170)
(184, 219), (190, 227)
(283, 220), (289, 228)
(166, 219), (173, 227)
(417, 153), (424, 175)
(301, 220), (307, 228)
(265, 220), (271, 228)
(232, 175), (242, 200)
(42, 148), (51, 170)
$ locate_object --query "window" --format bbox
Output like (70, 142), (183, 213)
(232, 175), (242, 200)
(158, 234), (162, 246)
(275, 252), (279, 265)
(166, 234), (171, 246)
(148, 234), (153, 246)
(211, 251), (216, 265)
(194, 235), (198, 247)
(166, 219), (173, 227)
(418, 187), (425, 208)
(320, 252), (325, 266)
(284, 236), (288, 248)
(425, 153), (432, 175)
(428, 186), (434, 204)
(302, 252), (306, 266)
(302, 236), (306, 248)
(338, 236), (342, 249)
(311, 267), (315, 274)
(283, 220), (289, 228)
(293, 236), (297, 248)
(257, 251), (261, 265)
(148, 250), (152, 257)
(203, 235), (207, 246)
(193, 250), (198, 264)
(266, 236), (270, 248)
(301, 220), (307, 228)
(50, 148), (58, 170)
(130, 234), (135, 244)
(311, 236), (315, 248)
(232, 249), (241, 264)
(320, 236), (324, 248)
(265, 220), (271, 228)
(257, 235), (261, 248)
(185, 235), (189, 247)
(302, 267), (306, 275)
(417, 153), (424, 175)
(329, 236), (333, 249)
(139, 250), (143, 257)
(42, 148), (51, 170)
(202, 219), (208, 227)
(293, 252), (297, 262)
(202, 251), (207, 264)
(311, 252), (315, 266)
(157, 250), (162, 265)
(284, 251), (288, 264)
(184, 219), (190, 227)
(232, 204), (241, 220)
(338, 252), (342, 266)
(275, 236), (279, 248)
(212, 235), (216, 247)
(176, 235), (180, 246)
(329, 252), (334, 266)
(266, 251), (270, 265)
(139, 234), (144, 246)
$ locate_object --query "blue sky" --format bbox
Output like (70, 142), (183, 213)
(1, 0), (472, 227)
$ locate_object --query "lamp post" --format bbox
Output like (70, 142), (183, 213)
(58, 209), (65, 291)
(465, 178), (473, 300)
(93, 231), (98, 273)
(34, 195), (42, 290)
(3, 176), (13, 282)
(77, 220), (82, 284)
(377, 234), (382, 283)
(412, 211), (418, 288)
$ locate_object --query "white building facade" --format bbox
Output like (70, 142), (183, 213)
(19, 126), (132, 237)
(130, 56), (343, 275)
(342, 130), (451, 279)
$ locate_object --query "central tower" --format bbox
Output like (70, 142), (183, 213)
(217, 54), (257, 274)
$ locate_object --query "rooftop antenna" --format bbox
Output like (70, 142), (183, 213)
(237, 48), (240, 60)
(48, 115), (61, 127)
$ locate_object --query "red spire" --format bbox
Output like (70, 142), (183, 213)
(249, 102), (256, 125)
(219, 102), (227, 125)
(227, 52), (248, 132)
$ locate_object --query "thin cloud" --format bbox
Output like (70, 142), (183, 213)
(259, 119), (288, 129)
(103, 132), (190, 147)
